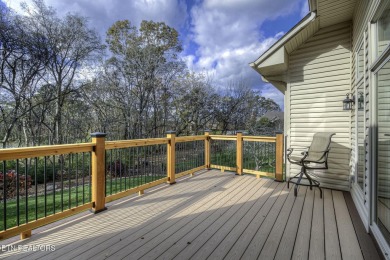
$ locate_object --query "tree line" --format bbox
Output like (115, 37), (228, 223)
(0, 0), (281, 148)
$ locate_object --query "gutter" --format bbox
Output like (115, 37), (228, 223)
(250, 11), (317, 68)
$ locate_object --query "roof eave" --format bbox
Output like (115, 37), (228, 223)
(251, 11), (317, 67)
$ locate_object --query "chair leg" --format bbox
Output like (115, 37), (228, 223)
(294, 171), (304, 197)
(304, 170), (323, 199)
(303, 169), (313, 190)
(287, 172), (301, 189)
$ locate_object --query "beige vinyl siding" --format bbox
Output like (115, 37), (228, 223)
(288, 21), (352, 191)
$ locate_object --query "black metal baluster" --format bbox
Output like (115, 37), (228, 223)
(34, 158), (37, 221)
(16, 159), (20, 226)
(144, 146), (146, 185)
(44, 157), (47, 217)
(88, 153), (91, 202)
(61, 156), (64, 212)
(68, 154), (71, 209)
(3, 161), (6, 230)
(76, 153), (78, 207)
(160, 145), (163, 178)
(114, 149), (117, 193)
(150, 146), (153, 181)
(25, 158), (28, 224)
(195, 141), (198, 168)
(119, 149), (122, 192)
(125, 148), (129, 190)
(110, 150), (113, 195)
(137, 147), (139, 187)
(53, 155), (56, 214)
(82, 153), (85, 204)
(132, 147), (135, 189)
(104, 151), (107, 196)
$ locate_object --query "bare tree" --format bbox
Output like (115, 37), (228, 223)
(22, 0), (105, 144)
(0, 7), (49, 147)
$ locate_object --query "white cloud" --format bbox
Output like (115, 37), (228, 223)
(186, 0), (302, 108)
(5, 0), (188, 37)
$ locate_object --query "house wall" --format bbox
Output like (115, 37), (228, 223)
(350, 0), (371, 229)
(287, 21), (352, 191)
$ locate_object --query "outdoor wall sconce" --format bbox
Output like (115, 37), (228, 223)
(343, 93), (355, 110)
(357, 92), (364, 111)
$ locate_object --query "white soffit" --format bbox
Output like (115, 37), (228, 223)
(317, 0), (357, 28)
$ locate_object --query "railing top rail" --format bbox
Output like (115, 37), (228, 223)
(105, 138), (169, 150)
(209, 135), (237, 140)
(243, 136), (276, 142)
(0, 143), (94, 161)
(175, 136), (206, 143)
(210, 135), (277, 142)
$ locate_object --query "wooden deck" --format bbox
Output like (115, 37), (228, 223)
(0, 170), (381, 260)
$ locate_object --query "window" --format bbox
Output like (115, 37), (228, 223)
(378, 9), (390, 58)
(375, 58), (390, 245)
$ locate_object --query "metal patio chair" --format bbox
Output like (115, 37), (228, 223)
(287, 132), (335, 198)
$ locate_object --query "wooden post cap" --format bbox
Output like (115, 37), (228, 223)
(90, 132), (107, 138)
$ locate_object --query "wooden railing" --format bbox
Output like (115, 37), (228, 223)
(0, 131), (283, 240)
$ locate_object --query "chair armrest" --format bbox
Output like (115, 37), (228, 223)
(287, 146), (309, 156)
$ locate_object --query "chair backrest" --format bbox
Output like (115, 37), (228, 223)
(306, 132), (335, 162)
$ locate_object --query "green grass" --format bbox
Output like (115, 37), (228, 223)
(105, 175), (165, 195)
(175, 160), (204, 174)
(211, 151), (236, 168)
(0, 175), (165, 231)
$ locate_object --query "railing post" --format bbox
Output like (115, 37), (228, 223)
(236, 131), (243, 175)
(166, 131), (176, 184)
(91, 132), (107, 213)
(275, 132), (284, 182)
(204, 130), (211, 169)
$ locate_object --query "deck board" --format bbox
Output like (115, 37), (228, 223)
(121, 175), (257, 259)
(170, 175), (263, 260)
(292, 186), (315, 260)
(240, 182), (290, 259)
(206, 181), (277, 260)
(309, 189), (325, 260)
(333, 190), (364, 260)
(0, 170), (381, 260)
(324, 188), (342, 259)
(224, 182), (286, 260)
(258, 186), (306, 259)
(274, 186), (307, 260)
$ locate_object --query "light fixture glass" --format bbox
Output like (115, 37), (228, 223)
(358, 92), (364, 111)
(343, 93), (354, 110)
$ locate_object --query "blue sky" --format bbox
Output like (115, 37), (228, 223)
(4, 0), (308, 109)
